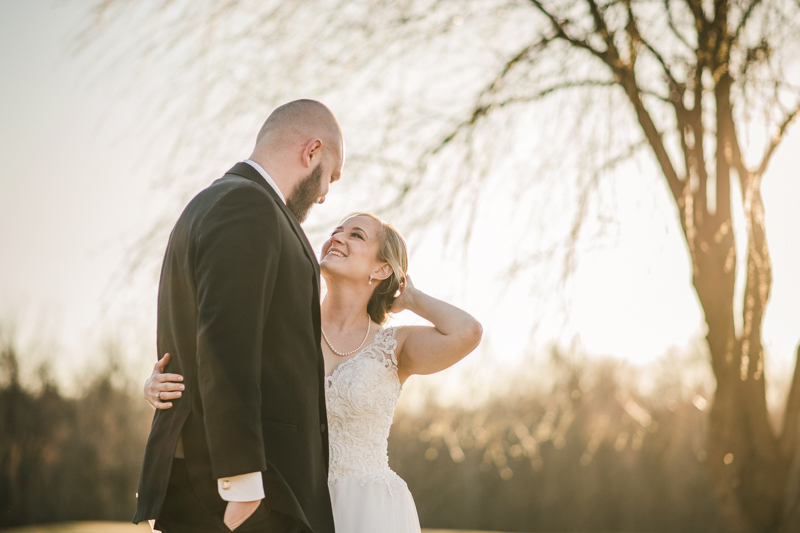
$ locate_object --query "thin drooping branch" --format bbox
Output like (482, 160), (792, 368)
(731, 0), (765, 48)
(559, 139), (648, 281)
(432, 37), (553, 155)
(638, 34), (682, 92)
(486, 37), (553, 93)
(504, 138), (648, 280)
(494, 81), (617, 107)
(426, 77), (619, 193)
(585, 0), (612, 38)
(528, 0), (607, 61)
(664, 0), (695, 50)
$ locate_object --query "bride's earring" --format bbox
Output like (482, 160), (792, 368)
(369, 274), (373, 285)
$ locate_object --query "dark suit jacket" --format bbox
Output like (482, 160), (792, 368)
(133, 163), (334, 533)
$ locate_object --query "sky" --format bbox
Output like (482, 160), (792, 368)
(0, 1), (798, 399)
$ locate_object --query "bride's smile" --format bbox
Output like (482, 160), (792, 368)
(325, 249), (346, 258)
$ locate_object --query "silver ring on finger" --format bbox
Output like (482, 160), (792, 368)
(157, 392), (162, 401)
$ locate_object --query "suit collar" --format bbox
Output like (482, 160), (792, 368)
(242, 159), (286, 203)
(225, 162), (282, 203)
(224, 163), (321, 278)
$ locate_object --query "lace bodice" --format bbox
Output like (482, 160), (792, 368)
(325, 326), (405, 490)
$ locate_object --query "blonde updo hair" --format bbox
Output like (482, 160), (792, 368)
(344, 213), (408, 325)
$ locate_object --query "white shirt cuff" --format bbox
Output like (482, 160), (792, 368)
(217, 471), (265, 502)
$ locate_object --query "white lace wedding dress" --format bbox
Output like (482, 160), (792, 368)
(325, 326), (422, 533)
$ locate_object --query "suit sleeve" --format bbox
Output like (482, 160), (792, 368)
(194, 184), (279, 479)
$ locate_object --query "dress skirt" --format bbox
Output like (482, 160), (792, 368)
(329, 476), (421, 533)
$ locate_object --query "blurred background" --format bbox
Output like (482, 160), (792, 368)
(1, 1), (799, 532)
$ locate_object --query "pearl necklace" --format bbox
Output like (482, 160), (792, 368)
(321, 315), (372, 357)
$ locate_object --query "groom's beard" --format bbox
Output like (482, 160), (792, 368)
(286, 163), (323, 223)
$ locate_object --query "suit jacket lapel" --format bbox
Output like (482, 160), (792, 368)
(224, 163), (320, 278)
(280, 208), (321, 280)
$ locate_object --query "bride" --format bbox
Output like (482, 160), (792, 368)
(145, 212), (483, 532)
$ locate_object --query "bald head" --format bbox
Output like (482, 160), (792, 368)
(248, 100), (345, 219)
(254, 99), (342, 154)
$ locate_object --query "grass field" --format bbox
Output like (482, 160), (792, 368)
(2, 524), (151, 533)
(0, 522), (495, 533)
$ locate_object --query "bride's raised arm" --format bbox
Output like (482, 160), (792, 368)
(390, 276), (482, 383)
(144, 276), (483, 402)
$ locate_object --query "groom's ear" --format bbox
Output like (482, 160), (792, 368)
(303, 139), (323, 168)
(372, 263), (393, 282)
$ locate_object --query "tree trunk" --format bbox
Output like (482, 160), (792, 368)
(690, 112), (792, 532)
(781, 428), (800, 533)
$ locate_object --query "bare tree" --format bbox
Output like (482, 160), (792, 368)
(507, 3), (800, 532)
(78, 1), (800, 531)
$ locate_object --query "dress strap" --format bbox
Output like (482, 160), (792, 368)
(376, 326), (401, 366)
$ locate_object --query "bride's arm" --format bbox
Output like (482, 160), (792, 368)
(144, 353), (185, 409)
(391, 277), (482, 383)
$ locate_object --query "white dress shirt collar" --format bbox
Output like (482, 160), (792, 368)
(243, 159), (286, 204)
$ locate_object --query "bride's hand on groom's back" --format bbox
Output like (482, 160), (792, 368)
(143, 356), (263, 531)
(144, 353), (185, 409)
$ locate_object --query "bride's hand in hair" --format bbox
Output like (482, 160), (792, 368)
(144, 353), (185, 410)
(389, 276), (482, 383)
(389, 275), (417, 313)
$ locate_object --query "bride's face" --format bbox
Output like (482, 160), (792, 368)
(320, 215), (384, 283)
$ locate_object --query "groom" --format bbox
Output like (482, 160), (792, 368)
(133, 100), (343, 533)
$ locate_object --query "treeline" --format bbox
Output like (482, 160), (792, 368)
(0, 339), (151, 526)
(388, 352), (722, 532)
(1, 335), (722, 531)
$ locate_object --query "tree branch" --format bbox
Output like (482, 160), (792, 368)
(665, 0), (694, 50)
(432, 79), (616, 155)
(430, 37), (552, 154)
(622, 0), (682, 93)
(487, 37), (552, 93)
(755, 101), (800, 178)
(551, 0), (685, 207)
(731, 0), (764, 49)
(492, 1), (683, 209)
(637, 29), (684, 97)
(504, 139), (648, 281)
(620, 74), (684, 203)
(683, 0), (709, 35)
(496, 80), (617, 107)
(528, 0), (607, 62)
(585, 0), (611, 38)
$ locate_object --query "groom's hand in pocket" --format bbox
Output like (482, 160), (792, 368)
(224, 499), (262, 531)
